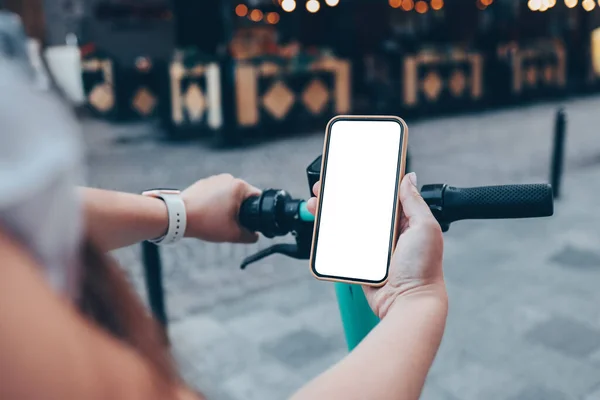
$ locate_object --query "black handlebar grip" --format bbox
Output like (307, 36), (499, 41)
(239, 196), (261, 232)
(442, 184), (554, 222)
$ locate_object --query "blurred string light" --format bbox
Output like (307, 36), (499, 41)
(529, 0), (559, 11)
(249, 9), (263, 21)
(325, 0), (340, 6)
(476, 0), (494, 10)
(388, 0), (442, 12)
(431, 0), (444, 10)
(583, 0), (596, 10)
(564, 0), (578, 7)
(281, 0), (296, 12)
(415, 0), (428, 13)
(235, 4), (248, 17)
(402, 0), (414, 11)
(266, 12), (280, 24)
(306, 0), (320, 13)
(527, 0), (540, 10)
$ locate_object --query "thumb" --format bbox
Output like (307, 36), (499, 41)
(399, 173), (433, 224)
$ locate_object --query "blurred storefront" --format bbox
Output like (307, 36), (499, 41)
(21, 0), (600, 144)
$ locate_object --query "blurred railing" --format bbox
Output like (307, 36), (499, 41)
(81, 55), (116, 118)
(77, 33), (600, 145)
(402, 49), (484, 112)
(167, 50), (223, 132)
(497, 39), (567, 100)
(233, 55), (351, 129)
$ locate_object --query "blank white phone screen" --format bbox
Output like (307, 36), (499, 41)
(313, 120), (403, 282)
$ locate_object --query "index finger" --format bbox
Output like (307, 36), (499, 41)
(235, 178), (262, 200)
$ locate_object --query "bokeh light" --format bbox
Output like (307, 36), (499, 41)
(306, 0), (320, 13)
(235, 4), (248, 17)
(431, 0), (444, 10)
(282, 0), (296, 12)
(249, 9), (263, 21)
(402, 0), (414, 11)
(565, 0), (578, 8)
(415, 0), (428, 13)
(583, 0), (596, 10)
(266, 12), (280, 24)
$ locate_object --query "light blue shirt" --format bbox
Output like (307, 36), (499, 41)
(0, 11), (85, 298)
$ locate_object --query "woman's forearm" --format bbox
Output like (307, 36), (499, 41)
(79, 188), (169, 251)
(291, 291), (448, 400)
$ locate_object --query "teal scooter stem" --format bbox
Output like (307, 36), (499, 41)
(335, 283), (380, 351)
(299, 202), (380, 351)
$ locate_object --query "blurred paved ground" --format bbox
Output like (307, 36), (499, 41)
(85, 96), (600, 400)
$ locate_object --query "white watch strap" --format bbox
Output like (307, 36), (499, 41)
(142, 190), (187, 245)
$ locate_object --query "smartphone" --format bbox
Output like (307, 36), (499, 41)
(309, 116), (408, 286)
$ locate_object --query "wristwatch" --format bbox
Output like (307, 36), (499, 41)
(141, 188), (187, 245)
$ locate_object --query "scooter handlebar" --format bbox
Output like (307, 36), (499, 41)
(431, 183), (554, 223)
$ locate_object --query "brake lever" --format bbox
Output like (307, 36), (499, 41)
(240, 243), (308, 269)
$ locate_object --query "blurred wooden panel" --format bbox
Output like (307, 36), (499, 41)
(170, 57), (222, 130)
(502, 40), (567, 95)
(235, 64), (259, 126)
(591, 28), (600, 78)
(235, 56), (351, 129)
(403, 50), (484, 108)
(81, 57), (116, 117)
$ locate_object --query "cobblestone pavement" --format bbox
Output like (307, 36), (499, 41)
(85, 95), (600, 400)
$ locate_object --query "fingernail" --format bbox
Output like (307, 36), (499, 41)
(408, 172), (417, 187)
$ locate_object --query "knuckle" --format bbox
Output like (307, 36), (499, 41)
(231, 178), (247, 194)
(422, 217), (442, 234)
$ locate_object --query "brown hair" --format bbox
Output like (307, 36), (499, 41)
(78, 239), (179, 385)
(78, 240), (206, 399)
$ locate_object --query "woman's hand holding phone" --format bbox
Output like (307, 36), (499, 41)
(306, 172), (447, 319)
(295, 172), (447, 400)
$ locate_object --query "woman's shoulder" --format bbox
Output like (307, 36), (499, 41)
(0, 11), (83, 201)
(0, 11), (34, 74)
(0, 11), (85, 297)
